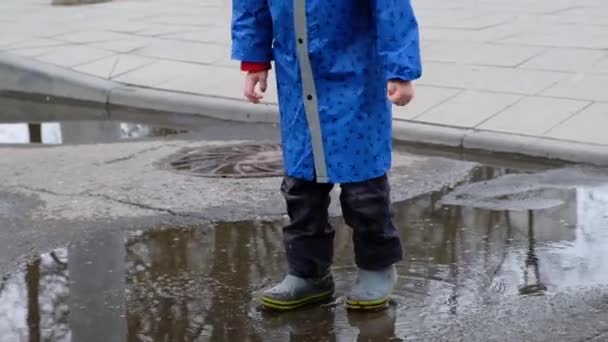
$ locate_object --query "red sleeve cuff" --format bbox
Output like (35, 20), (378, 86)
(241, 61), (272, 72)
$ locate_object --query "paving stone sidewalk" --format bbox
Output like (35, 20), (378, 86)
(1, 0), (608, 157)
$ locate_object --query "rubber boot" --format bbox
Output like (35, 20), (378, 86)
(261, 273), (335, 311)
(346, 265), (397, 311)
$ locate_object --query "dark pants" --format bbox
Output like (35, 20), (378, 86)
(281, 175), (403, 278)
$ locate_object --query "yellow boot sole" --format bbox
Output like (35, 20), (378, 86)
(261, 290), (334, 311)
(346, 297), (390, 311)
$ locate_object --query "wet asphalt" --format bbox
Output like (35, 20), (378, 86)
(1, 96), (608, 341)
(2, 166), (608, 341)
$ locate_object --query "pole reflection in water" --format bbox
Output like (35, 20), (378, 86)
(519, 211), (547, 296)
(27, 124), (42, 144)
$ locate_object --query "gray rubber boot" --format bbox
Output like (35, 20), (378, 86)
(261, 273), (335, 310)
(346, 265), (397, 311)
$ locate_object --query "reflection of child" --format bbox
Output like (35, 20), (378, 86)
(231, 0), (422, 311)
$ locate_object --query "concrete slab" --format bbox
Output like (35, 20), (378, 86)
(418, 62), (568, 95)
(33, 45), (115, 68)
(133, 40), (224, 64)
(135, 13), (223, 27)
(53, 31), (137, 44)
(591, 56), (608, 74)
(479, 97), (591, 135)
(545, 103), (608, 145)
(93, 21), (151, 34)
(4, 38), (71, 50)
(133, 25), (201, 37)
(423, 41), (544, 67)
(74, 54), (156, 80)
(415, 90), (521, 127)
(159, 65), (279, 104)
(542, 73), (608, 102)
(7, 47), (57, 58)
(112, 60), (199, 87)
(393, 86), (461, 120)
(501, 24), (608, 49)
(0, 34), (33, 48)
(541, 8), (608, 27)
(88, 37), (158, 53)
(419, 11), (515, 30)
(159, 27), (230, 45)
(519, 48), (607, 72)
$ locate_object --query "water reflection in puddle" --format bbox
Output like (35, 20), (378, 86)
(0, 121), (187, 145)
(1, 182), (608, 341)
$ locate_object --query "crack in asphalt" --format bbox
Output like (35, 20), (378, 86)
(17, 185), (80, 197)
(87, 193), (182, 217)
(14, 185), (189, 218)
(582, 328), (608, 341)
(100, 145), (167, 165)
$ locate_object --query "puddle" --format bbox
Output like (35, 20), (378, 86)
(0, 95), (280, 146)
(0, 121), (188, 145)
(2, 172), (608, 341)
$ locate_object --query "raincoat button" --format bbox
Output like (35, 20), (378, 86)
(307, 95), (313, 100)
(298, 38), (304, 44)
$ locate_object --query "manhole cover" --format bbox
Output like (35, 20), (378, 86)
(161, 143), (283, 178)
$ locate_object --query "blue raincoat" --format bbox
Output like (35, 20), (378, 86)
(231, 0), (422, 184)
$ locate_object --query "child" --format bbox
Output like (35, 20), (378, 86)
(231, 0), (421, 311)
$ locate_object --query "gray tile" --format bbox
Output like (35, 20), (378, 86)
(545, 7), (608, 27)
(113, 60), (207, 87)
(418, 10), (516, 30)
(545, 103), (608, 145)
(542, 73), (608, 102)
(159, 65), (279, 104)
(479, 97), (590, 135)
(97, 22), (150, 34)
(134, 25), (201, 37)
(33, 46), (114, 68)
(519, 48), (606, 72)
(133, 40), (225, 64)
(423, 42), (544, 67)
(74, 55), (156, 79)
(415, 90), (521, 127)
(0, 33), (31, 48)
(7, 46), (57, 58)
(137, 14), (223, 27)
(418, 62), (568, 95)
(501, 24), (608, 49)
(4, 38), (69, 50)
(478, 0), (587, 14)
(52, 31), (136, 44)
(592, 56), (608, 74)
(393, 86), (461, 120)
(160, 27), (230, 44)
(421, 27), (478, 43)
(88, 37), (158, 53)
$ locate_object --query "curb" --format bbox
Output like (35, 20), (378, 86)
(2, 52), (608, 167)
(463, 130), (608, 166)
(109, 86), (279, 124)
(392, 119), (608, 166)
(0, 52), (114, 105)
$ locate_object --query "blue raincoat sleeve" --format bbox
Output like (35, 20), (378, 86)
(373, 0), (422, 81)
(231, 0), (274, 62)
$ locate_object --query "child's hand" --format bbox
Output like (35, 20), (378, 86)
(244, 71), (269, 104)
(387, 80), (414, 106)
